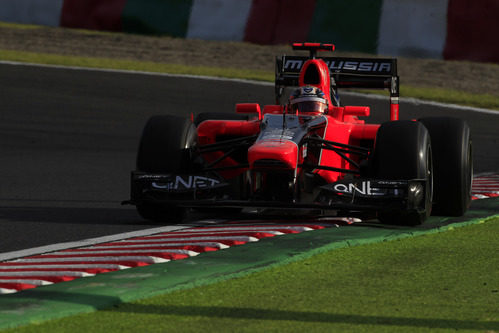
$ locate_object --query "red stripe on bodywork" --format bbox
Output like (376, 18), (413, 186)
(244, 0), (317, 44)
(197, 119), (260, 179)
(60, 0), (126, 31)
(248, 140), (299, 170)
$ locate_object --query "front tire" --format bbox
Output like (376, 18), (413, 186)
(137, 115), (196, 173)
(371, 121), (433, 226)
(135, 115), (195, 223)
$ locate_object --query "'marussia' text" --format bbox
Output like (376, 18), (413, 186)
(284, 60), (391, 73)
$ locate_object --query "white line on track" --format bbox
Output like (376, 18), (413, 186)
(15, 256), (169, 264)
(1, 60), (497, 115)
(474, 172), (499, 177)
(0, 225), (190, 262)
(50, 249), (200, 256)
(168, 230), (284, 236)
(0, 279), (53, 286)
(0, 271), (94, 277)
(169, 226), (313, 233)
(0, 288), (18, 294)
(473, 193), (498, 199)
(0, 264), (130, 270)
(91, 242), (229, 250)
(121, 236), (260, 243)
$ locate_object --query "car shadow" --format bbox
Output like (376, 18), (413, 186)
(0, 206), (144, 226)
(107, 304), (498, 330)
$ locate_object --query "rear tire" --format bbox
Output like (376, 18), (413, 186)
(419, 117), (472, 216)
(135, 115), (195, 222)
(371, 121), (433, 226)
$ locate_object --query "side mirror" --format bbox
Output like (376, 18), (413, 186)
(343, 106), (370, 117)
(236, 103), (262, 120)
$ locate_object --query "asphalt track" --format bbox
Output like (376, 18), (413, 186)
(0, 63), (498, 253)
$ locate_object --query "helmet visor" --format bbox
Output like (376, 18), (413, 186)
(291, 101), (326, 113)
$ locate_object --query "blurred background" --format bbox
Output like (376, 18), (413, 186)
(0, 0), (497, 63)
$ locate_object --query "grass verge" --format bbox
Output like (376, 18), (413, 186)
(0, 49), (272, 82)
(0, 22), (41, 30)
(1, 49), (498, 111)
(6, 217), (498, 332)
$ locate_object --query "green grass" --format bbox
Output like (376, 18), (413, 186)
(7, 218), (498, 332)
(0, 21), (41, 30)
(0, 49), (273, 82)
(1, 49), (498, 110)
(370, 85), (499, 111)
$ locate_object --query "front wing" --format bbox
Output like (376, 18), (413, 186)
(126, 172), (429, 216)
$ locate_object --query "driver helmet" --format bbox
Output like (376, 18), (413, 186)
(289, 86), (328, 114)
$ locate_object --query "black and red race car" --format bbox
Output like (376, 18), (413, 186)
(125, 43), (473, 226)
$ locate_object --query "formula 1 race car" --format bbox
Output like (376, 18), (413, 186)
(125, 43), (473, 226)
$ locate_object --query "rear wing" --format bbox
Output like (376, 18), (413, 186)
(275, 55), (400, 120)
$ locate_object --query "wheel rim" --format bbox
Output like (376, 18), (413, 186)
(427, 144), (433, 212)
(466, 140), (473, 203)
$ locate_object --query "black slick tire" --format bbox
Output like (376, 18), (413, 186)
(419, 117), (472, 216)
(137, 115), (196, 173)
(135, 115), (196, 223)
(371, 121), (433, 226)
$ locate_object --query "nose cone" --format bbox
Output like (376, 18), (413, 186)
(248, 140), (298, 170)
